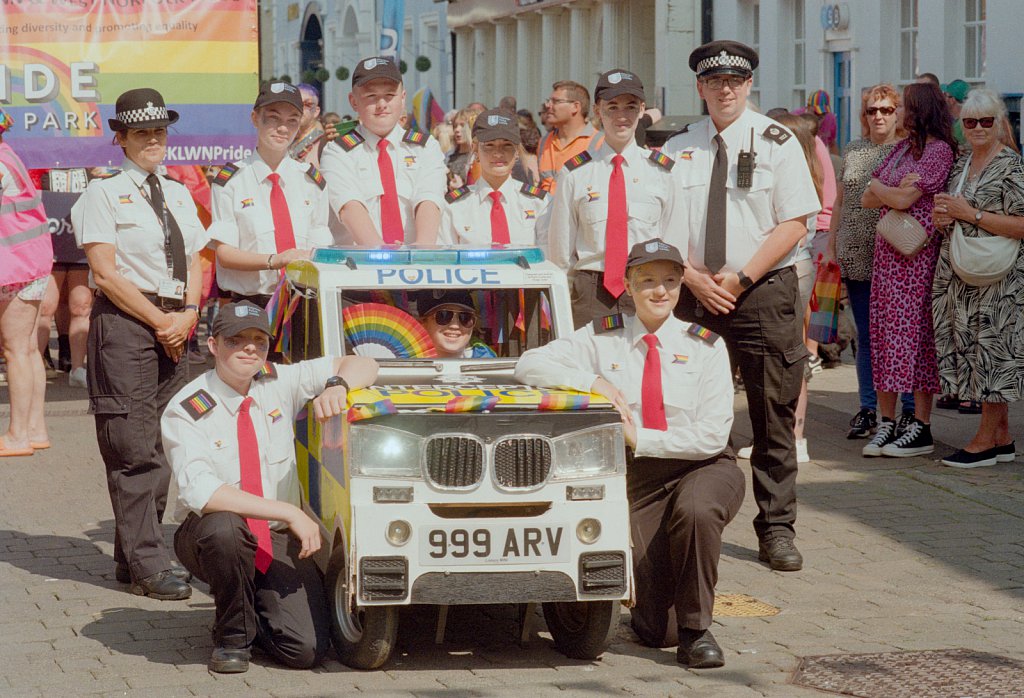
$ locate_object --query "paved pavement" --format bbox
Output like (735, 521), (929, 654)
(1, 360), (1023, 697)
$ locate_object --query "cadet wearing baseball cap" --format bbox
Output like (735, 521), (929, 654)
(662, 40), (819, 573)
(320, 55), (447, 246)
(439, 108), (550, 246)
(162, 301), (379, 673)
(516, 238), (743, 668)
(541, 68), (685, 329)
(208, 82), (331, 330)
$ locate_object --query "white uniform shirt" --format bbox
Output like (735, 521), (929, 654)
(515, 314), (733, 460)
(662, 109), (820, 273)
(161, 357), (335, 527)
(71, 159), (207, 293)
(319, 123), (447, 243)
(439, 176), (550, 246)
(542, 139), (684, 273)
(209, 152), (332, 296)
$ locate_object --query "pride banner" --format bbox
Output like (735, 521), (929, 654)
(0, 0), (259, 168)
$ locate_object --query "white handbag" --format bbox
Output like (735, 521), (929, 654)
(876, 145), (928, 257)
(948, 155), (1019, 286)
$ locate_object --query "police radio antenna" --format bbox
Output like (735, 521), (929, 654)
(749, 128), (756, 155)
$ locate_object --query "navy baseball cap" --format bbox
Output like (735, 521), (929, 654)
(213, 301), (272, 337)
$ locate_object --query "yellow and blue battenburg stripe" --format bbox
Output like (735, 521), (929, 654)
(443, 395), (499, 413)
(241, 197), (254, 208)
(402, 128), (428, 145)
(268, 408), (283, 423)
(648, 150), (675, 171)
(539, 393), (590, 411)
(181, 389), (216, 420)
(118, 194), (132, 204)
(347, 398), (398, 422)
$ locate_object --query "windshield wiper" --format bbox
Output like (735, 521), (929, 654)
(460, 361), (518, 373)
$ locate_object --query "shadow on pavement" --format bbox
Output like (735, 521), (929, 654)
(80, 606), (214, 668)
(0, 528), (122, 590)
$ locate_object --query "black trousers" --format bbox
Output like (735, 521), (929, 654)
(87, 295), (187, 580)
(675, 266), (807, 540)
(628, 452), (745, 648)
(570, 270), (636, 330)
(174, 512), (330, 669)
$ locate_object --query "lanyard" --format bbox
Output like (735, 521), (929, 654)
(135, 176), (176, 278)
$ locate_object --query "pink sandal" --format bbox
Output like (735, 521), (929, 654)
(0, 437), (34, 457)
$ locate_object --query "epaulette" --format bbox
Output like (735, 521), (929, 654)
(564, 151), (593, 172)
(181, 389), (217, 420)
(688, 323), (720, 345)
(305, 164), (326, 190)
(402, 127), (429, 146)
(254, 362), (277, 380)
(666, 124), (691, 139)
(445, 185), (471, 203)
(648, 150), (675, 172)
(520, 182), (547, 200)
(335, 129), (365, 152)
(593, 313), (625, 334)
(762, 124), (792, 145)
(211, 162), (239, 187)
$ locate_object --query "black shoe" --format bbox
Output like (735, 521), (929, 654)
(676, 628), (724, 668)
(941, 447), (998, 469)
(895, 411), (915, 436)
(847, 408), (877, 439)
(758, 536), (803, 571)
(881, 418), (933, 457)
(209, 647), (250, 674)
(936, 394), (960, 410)
(994, 441), (1016, 462)
(958, 400), (983, 414)
(116, 561), (193, 585)
(862, 419), (897, 457)
(130, 570), (192, 600)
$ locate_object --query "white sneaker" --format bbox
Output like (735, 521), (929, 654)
(68, 367), (87, 389)
(796, 438), (809, 464)
(737, 445), (752, 459)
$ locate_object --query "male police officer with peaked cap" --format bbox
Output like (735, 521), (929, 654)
(662, 40), (819, 572)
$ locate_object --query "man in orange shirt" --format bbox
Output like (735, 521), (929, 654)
(536, 80), (598, 192)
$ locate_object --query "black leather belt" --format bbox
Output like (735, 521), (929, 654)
(97, 290), (183, 310)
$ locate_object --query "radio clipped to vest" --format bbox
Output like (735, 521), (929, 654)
(736, 128), (757, 189)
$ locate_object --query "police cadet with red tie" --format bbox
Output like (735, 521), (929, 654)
(439, 108), (550, 246)
(542, 69), (684, 329)
(72, 88), (207, 600)
(516, 239), (744, 668)
(663, 41), (820, 572)
(319, 56), (447, 246)
(161, 301), (378, 673)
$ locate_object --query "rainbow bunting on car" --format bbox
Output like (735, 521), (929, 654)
(443, 395), (499, 413)
(538, 393), (590, 411)
(347, 399), (398, 422)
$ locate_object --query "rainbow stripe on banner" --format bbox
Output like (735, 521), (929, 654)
(347, 399), (399, 423)
(443, 395), (499, 413)
(538, 393), (590, 411)
(0, 2), (259, 168)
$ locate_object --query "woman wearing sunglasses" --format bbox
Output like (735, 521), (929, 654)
(415, 290), (496, 359)
(825, 84), (913, 440)
(931, 88), (1024, 468)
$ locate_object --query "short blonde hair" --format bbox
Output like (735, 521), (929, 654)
(960, 88), (1007, 121)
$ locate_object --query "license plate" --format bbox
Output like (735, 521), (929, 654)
(419, 524), (569, 566)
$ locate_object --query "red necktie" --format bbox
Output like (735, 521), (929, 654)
(488, 191), (511, 245)
(237, 396), (273, 573)
(377, 138), (403, 244)
(604, 154), (628, 297)
(267, 173), (297, 254)
(641, 334), (668, 431)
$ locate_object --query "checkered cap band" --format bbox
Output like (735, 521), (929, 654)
(696, 53), (753, 75)
(116, 104), (170, 125)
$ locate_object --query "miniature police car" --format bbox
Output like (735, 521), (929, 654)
(277, 246), (631, 669)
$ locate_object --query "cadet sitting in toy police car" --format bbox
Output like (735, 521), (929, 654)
(161, 301), (378, 674)
(439, 108), (550, 246)
(515, 239), (745, 669)
(415, 290), (497, 359)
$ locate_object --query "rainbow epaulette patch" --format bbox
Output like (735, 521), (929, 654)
(336, 129), (365, 151)
(688, 324), (720, 344)
(402, 128), (428, 146)
(649, 150), (675, 171)
(593, 313), (624, 334)
(564, 151), (592, 171)
(255, 362), (277, 380)
(181, 389), (217, 420)
(445, 186), (471, 203)
(520, 183), (547, 200)
(306, 164), (326, 190)
(212, 162), (239, 187)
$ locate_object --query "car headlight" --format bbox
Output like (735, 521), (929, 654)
(350, 424), (424, 478)
(551, 425), (626, 480)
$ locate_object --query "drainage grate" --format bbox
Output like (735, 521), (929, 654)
(713, 593), (780, 617)
(792, 648), (1024, 698)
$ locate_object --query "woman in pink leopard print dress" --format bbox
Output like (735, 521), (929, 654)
(860, 82), (957, 458)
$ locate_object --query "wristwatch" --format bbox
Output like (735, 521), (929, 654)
(737, 270), (754, 290)
(325, 375), (350, 392)
(974, 209), (984, 223)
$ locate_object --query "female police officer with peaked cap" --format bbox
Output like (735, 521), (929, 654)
(71, 87), (207, 600)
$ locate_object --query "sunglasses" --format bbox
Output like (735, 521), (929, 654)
(430, 309), (476, 328)
(962, 117), (996, 129)
(865, 106), (896, 116)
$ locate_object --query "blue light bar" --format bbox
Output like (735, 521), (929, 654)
(312, 246), (546, 266)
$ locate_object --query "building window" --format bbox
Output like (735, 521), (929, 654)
(965, 0), (986, 79)
(793, 0), (805, 109)
(747, 1), (761, 105)
(899, 0), (918, 82)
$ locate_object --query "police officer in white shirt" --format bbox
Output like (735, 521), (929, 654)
(543, 69), (684, 329)
(210, 82), (332, 310)
(662, 41), (820, 572)
(72, 88), (207, 601)
(440, 108), (550, 246)
(161, 301), (378, 673)
(515, 239), (744, 669)
(319, 56), (447, 246)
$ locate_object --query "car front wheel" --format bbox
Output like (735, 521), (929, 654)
(325, 547), (399, 670)
(542, 600), (619, 660)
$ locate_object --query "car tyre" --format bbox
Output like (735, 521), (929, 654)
(542, 600), (619, 660)
(325, 547), (399, 670)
